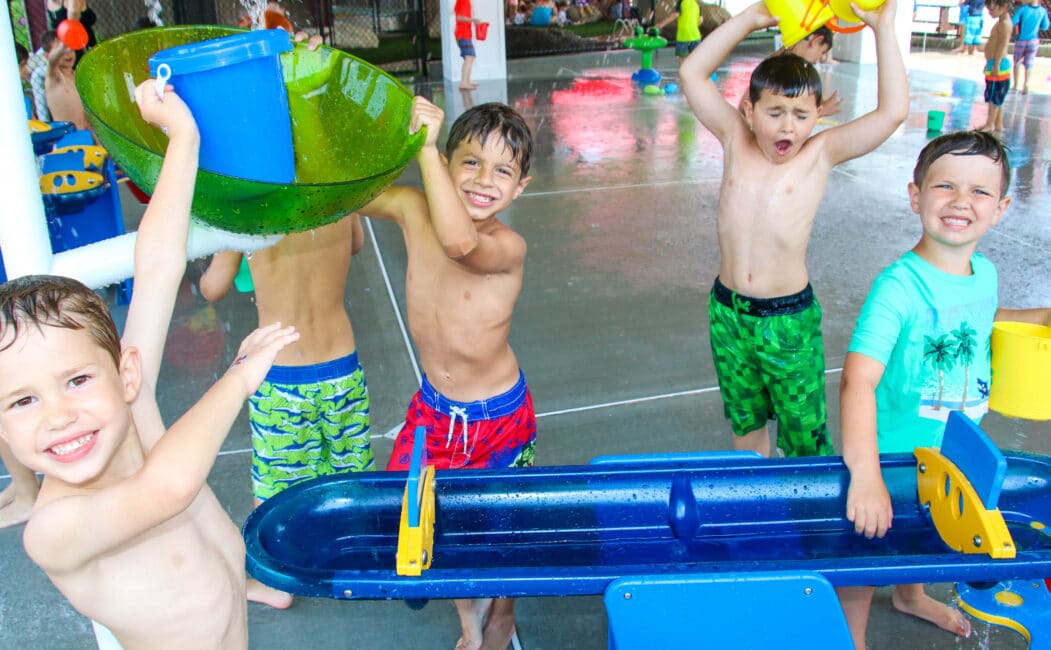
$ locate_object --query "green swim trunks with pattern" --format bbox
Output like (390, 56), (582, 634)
(708, 278), (834, 457)
(250, 352), (375, 501)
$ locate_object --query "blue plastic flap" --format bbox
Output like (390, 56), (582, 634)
(940, 410), (1007, 510)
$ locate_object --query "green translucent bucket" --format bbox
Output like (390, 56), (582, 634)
(76, 26), (424, 235)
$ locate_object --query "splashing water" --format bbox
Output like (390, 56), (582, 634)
(239, 0), (266, 30)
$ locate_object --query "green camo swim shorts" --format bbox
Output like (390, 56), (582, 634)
(708, 278), (833, 457)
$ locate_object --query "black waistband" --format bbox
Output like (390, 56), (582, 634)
(711, 277), (814, 317)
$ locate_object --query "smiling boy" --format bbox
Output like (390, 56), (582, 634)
(837, 131), (1051, 648)
(679, 1), (908, 458)
(359, 98), (534, 650)
(0, 81), (299, 648)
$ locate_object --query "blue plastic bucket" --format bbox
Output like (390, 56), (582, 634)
(149, 29), (294, 184)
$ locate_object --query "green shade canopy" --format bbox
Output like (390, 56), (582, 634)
(77, 26), (424, 235)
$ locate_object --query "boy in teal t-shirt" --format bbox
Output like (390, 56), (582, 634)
(837, 131), (1051, 649)
(656, 0), (703, 61)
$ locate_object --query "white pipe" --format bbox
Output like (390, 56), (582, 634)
(1, 2), (54, 281)
(48, 226), (281, 289)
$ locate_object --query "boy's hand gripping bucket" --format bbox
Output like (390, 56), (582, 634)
(764, 0), (885, 48)
(148, 29), (295, 184)
(990, 322), (1051, 420)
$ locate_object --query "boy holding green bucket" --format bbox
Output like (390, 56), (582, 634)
(838, 131), (1051, 648)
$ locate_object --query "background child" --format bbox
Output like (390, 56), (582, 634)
(199, 214), (374, 609)
(1012, 0), (1049, 94)
(655, 0), (704, 62)
(680, 0), (907, 459)
(454, 0), (482, 90)
(44, 39), (88, 131)
(0, 80), (298, 648)
(980, 0), (1012, 131)
(962, 0), (985, 54)
(837, 130), (1051, 649)
(360, 98), (534, 650)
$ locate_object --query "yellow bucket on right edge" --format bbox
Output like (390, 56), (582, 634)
(989, 321), (1051, 420)
(765, 0), (835, 47)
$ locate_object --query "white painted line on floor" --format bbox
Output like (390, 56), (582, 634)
(364, 216), (423, 387)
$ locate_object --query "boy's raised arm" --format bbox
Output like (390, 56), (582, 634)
(681, 2), (776, 143)
(25, 323), (299, 574)
(120, 81), (200, 389)
(840, 351), (893, 539)
(413, 97), (527, 274)
(822, 0), (909, 165)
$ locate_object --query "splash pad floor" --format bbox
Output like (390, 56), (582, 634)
(3, 42), (1051, 649)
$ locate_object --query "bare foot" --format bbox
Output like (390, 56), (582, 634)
(459, 83), (479, 90)
(454, 598), (493, 650)
(892, 585), (972, 638)
(247, 577), (294, 609)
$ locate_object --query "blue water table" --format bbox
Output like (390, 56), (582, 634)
(244, 412), (1051, 648)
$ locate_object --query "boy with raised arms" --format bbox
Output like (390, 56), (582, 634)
(680, 1), (908, 459)
(0, 81), (298, 648)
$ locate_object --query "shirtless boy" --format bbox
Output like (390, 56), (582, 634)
(680, 1), (908, 458)
(361, 98), (535, 650)
(200, 214), (375, 608)
(0, 81), (298, 649)
(44, 40), (88, 131)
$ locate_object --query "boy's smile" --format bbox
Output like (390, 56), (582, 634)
(448, 135), (530, 221)
(0, 325), (138, 485)
(745, 89), (819, 163)
(909, 152), (1010, 253)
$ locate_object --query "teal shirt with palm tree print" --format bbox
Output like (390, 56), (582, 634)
(848, 251), (998, 453)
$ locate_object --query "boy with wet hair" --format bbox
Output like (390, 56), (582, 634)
(680, 0), (908, 459)
(360, 98), (534, 650)
(0, 81), (298, 648)
(838, 130), (1051, 648)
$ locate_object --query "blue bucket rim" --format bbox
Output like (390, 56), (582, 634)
(148, 28), (292, 76)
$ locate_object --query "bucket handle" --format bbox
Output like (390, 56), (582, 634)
(154, 63), (171, 100)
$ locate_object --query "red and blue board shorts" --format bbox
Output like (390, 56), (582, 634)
(386, 371), (537, 470)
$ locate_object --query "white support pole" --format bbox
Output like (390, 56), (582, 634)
(1, 2), (55, 281)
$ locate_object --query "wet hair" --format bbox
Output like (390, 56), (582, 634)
(913, 130), (1011, 198)
(986, 0), (1011, 11)
(15, 42), (28, 66)
(445, 103), (534, 177)
(0, 275), (121, 367)
(748, 53), (822, 106)
(809, 25), (834, 50)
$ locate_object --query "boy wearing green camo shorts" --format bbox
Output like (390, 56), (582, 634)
(680, 0), (908, 457)
(200, 215), (375, 609)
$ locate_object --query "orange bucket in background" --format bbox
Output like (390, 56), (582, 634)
(476, 21), (490, 40)
(989, 321), (1051, 420)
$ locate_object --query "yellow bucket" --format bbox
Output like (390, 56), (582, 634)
(826, 0), (885, 24)
(989, 321), (1051, 420)
(765, 0), (835, 47)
